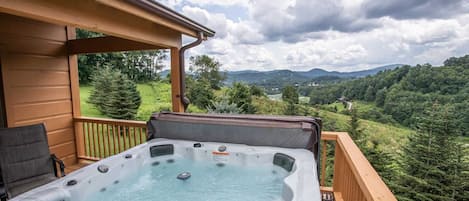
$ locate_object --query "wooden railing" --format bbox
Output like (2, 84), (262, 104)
(74, 116), (147, 161)
(320, 131), (397, 201)
(72, 117), (396, 201)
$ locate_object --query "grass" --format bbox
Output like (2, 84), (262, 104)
(81, 83), (414, 155)
(80, 82), (203, 121)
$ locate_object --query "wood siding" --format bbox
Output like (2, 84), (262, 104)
(0, 13), (77, 165)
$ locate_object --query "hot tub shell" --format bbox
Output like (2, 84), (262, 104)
(11, 113), (322, 201)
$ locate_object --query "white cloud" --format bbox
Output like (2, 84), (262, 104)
(158, 0), (469, 71)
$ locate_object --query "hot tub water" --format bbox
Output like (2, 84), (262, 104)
(86, 157), (288, 201)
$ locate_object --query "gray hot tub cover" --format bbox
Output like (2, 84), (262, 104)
(147, 112), (321, 160)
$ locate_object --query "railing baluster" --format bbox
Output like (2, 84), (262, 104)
(84, 122), (89, 157)
(98, 124), (106, 158)
(133, 127), (138, 147)
(320, 141), (327, 186)
(117, 125), (122, 153)
(106, 124), (111, 157)
(140, 127), (145, 143)
(113, 124), (118, 155)
(93, 123), (99, 158)
(123, 126), (128, 150)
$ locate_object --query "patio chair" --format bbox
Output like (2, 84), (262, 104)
(0, 123), (65, 200)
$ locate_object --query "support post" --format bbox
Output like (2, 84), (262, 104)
(170, 47), (184, 112)
(66, 26), (85, 160)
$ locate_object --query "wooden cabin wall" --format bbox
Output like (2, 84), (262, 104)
(0, 13), (77, 165)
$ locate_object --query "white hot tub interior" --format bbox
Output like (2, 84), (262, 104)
(11, 139), (321, 201)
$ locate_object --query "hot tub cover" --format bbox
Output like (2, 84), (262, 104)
(147, 112), (321, 161)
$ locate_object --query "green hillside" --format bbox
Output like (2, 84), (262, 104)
(81, 82), (413, 153)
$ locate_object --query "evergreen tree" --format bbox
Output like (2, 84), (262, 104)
(105, 72), (141, 120)
(89, 68), (141, 120)
(347, 109), (367, 148)
(228, 82), (256, 114)
(375, 87), (387, 107)
(208, 96), (240, 114)
(282, 85), (299, 104)
(395, 104), (469, 201)
(88, 67), (115, 112)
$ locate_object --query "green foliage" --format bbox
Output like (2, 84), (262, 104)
(347, 109), (367, 148)
(375, 87), (387, 107)
(282, 85), (299, 104)
(77, 29), (166, 84)
(395, 104), (469, 201)
(228, 82), (256, 114)
(250, 85), (266, 97)
(189, 55), (226, 90)
(186, 77), (214, 110)
(444, 55), (469, 68)
(208, 96), (240, 114)
(89, 67), (141, 120)
(308, 55), (469, 135)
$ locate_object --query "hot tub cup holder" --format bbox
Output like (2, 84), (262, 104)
(124, 154), (132, 159)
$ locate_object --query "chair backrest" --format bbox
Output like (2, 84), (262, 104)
(0, 123), (55, 198)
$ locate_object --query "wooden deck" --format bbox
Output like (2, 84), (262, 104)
(64, 162), (91, 174)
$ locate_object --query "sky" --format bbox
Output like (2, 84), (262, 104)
(158, 0), (469, 72)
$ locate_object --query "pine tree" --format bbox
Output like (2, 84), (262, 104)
(208, 96), (240, 114)
(228, 82), (256, 114)
(347, 109), (367, 148)
(105, 72), (141, 120)
(88, 66), (115, 112)
(89, 68), (141, 120)
(395, 103), (469, 201)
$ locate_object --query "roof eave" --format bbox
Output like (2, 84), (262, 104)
(127, 0), (215, 38)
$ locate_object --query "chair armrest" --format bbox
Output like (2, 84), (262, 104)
(51, 154), (66, 177)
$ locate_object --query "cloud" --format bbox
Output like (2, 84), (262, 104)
(248, 0), (378, 43)
(363, 0), (469, 20)
(157, 0), (469, 72)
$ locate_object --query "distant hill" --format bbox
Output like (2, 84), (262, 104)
(225, 64), (403, 84)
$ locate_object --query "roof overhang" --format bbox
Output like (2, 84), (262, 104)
(0, 0), (215, 48)
(126, 0), (215, 38)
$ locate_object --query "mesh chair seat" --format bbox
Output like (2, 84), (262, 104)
(0, 123), (64, 199)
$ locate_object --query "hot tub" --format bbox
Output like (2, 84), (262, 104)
(12, 112), (322, 201)
(11, 138), (320, 201)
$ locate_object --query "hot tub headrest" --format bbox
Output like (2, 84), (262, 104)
(147, 112), (321, 159)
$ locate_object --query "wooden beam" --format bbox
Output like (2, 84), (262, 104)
(67, 36), (164, 54)
(170, 47), (184, 112)
(0, 0), (182, 48)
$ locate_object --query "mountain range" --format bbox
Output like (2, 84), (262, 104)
(224, 64), (403, 84)
(160, 64), (404, 85)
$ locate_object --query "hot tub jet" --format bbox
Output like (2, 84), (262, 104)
(177, 172), (191, 180)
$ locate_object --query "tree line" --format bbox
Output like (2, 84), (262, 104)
(77, 29), (167, 84)
(308, 55), (469, 136)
